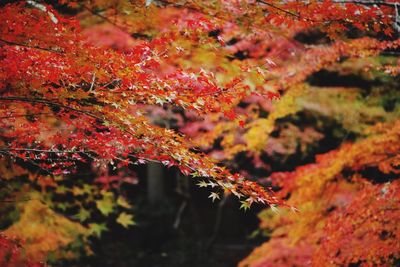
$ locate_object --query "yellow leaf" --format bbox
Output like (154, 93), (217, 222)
(117, 196), (132, 209)
(96, 194), (114, 216)
(116, 212), (135, 228)
(72, 186), (85, 196)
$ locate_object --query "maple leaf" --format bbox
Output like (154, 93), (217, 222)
(72, 186), (85, 196)
(116, 212), (135, 228)
(55, 185), (68, 194)
(208, 192), (220, 202)
(240, 200), (251, 211)
(197, 180), (208, 188)
(74, 208), (91, 222)
(96, 192), (114, 216)
(270, 204), (280, 214)
(89, 223), (108, 238)
(117, 196), (132, 209)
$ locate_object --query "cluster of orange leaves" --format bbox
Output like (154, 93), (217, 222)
(240, 121), (400, 267)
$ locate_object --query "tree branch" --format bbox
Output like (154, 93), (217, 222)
(0, 96), (101, 120)
(256, 0), (301, 19)
(0, 38), (64, 54)
(331, 0), (396, 7)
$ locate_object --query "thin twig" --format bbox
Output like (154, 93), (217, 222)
(257, 0), (301, 18)
(0, 148), (89, 154)
(82, 5), (131, 33)
(0, 38), (64, 54)
(331, 0), (396, 7)
(173, 200), (187, 229)
(0, 113), (52, 119)
(0, 96), (102, 121)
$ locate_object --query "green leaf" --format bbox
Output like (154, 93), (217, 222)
(56, 202), (69, 211)
(191, 171), (200, 177)
(74, 208), (91, 222)
(96, 192), (114, 216)
(55, 185), (68, 194)
(240, 200), (251, 211)
(197, 180), (208, 188)
(83, 184), (93, 194)
(89, 223), (108, 238)
(116, 212), (135, 228)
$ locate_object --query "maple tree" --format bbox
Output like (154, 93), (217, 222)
(0, 0), (288, 207)
(240, 121), (400, 266)
(0, 0), (399, 265)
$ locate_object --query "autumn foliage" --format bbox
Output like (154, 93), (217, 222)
(240, 121), (400, 267)
(0, 0), (399, 265)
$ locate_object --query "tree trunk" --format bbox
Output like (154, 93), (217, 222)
(147, 162), (164, 204)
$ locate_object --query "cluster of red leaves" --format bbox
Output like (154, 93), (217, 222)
(163, 5), (400, 163)
(171, 0), (395, 39)
(0, 234), (45, 267)
(0, 0), (396, 202)
(0, 0), (398, 265)
(264, 0), (395, 36)
(0, 2), (284, 206)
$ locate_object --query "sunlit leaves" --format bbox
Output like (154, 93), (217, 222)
(196, 180), (208, 188)
(239, 200), (251, 211)
(208, 192), (220, 202)
(0, 0), (283, 206)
